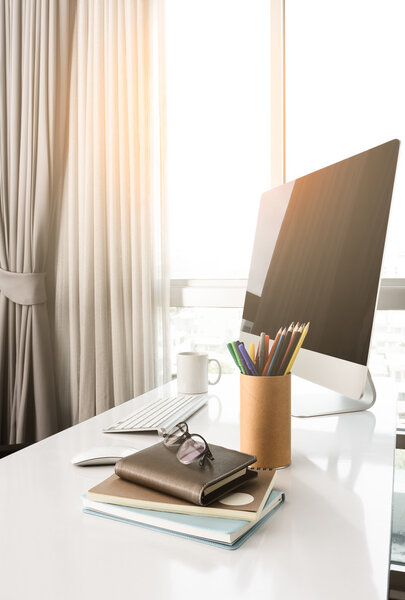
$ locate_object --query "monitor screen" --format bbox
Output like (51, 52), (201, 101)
(242, 140), (399, 368)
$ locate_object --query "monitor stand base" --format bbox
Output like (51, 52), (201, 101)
(291, 369), (376, 417)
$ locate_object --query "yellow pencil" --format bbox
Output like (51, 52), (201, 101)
(284, 322), (310, 374)
(249, 343), (255, 362)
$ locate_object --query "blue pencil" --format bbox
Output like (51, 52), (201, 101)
(266, 328), (286, 376)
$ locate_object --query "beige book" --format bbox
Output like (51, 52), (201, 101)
(88, 469), (276, 522)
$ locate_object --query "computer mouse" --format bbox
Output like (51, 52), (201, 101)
(71, 446), (137, 466)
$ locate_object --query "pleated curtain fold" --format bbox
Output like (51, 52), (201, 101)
(47, 0), (170, 429)
(0, 0), (73, 443)
(0, 0), (170, 441)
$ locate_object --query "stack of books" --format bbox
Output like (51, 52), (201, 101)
(82, 441), (285, 550)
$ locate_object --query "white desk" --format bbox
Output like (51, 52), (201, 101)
(0, 375), (397, 600)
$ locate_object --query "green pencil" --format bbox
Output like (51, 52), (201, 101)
(230, 341), (246, 374)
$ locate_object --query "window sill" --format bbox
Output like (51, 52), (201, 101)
(170, 278), (405, 309)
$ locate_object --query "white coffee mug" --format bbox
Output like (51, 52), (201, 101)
(177, 352), (222, 394)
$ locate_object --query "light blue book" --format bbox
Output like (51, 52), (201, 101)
(82, 489), (285, 550)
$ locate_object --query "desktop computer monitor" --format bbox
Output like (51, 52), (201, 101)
(240, 139), (400, 415)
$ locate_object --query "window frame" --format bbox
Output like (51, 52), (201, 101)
(170, 278), (405, 310)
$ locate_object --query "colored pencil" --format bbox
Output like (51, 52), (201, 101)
(261, 327), (282, 375)
(266, 328), (287, 376)
(278, 322), (301, 375)
(284, 322), (310, 374)
(271, 323), (294, 376)
(228, 321), (309, 378)
(258, 332), (266, 373)
(255, 344), (260, 368)
(236, 341), (250, 375)
(238, 343), (259, 376)
(227, 342), (243, 374)
(231, 341), (246, 375)
(264, 335), (269, 362)
(281, 324), (304, 375)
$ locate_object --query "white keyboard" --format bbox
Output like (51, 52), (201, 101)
(103, 393), (208, 435)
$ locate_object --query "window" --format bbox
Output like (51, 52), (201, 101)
(285, 0), (405, 277)
(166, 1), (405, 391)
(166, 8), (405, 577)
(165, 0), (277, 369)
(165, 0), (272, 280)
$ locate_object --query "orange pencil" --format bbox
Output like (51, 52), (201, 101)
(261, 327), (282, 375)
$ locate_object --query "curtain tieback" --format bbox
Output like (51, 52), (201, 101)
(0, 268), (47, 305)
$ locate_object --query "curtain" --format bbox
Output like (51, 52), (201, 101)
(47, 0), (170, 428)
(0, 0), (74, 443)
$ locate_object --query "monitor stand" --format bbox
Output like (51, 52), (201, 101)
(291, 369), (376, 417)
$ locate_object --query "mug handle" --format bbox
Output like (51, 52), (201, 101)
(208, 359), (222, 385)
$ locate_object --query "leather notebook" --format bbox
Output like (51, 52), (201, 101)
(115, 441), (257, 506)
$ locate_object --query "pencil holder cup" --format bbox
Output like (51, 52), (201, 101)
(240, 373), (291, 469)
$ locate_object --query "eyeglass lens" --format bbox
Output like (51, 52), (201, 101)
(177, 435), (206, 464)
(163, 422), (188, 447)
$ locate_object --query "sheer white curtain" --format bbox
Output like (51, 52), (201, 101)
(48, 0), (170, 427)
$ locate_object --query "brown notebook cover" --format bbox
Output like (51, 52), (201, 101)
(88, 469), (276, 521)
(114, 441), (257, 506)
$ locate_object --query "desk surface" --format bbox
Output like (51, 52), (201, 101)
(0, 375), (397, 600)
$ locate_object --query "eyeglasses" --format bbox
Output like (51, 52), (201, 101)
(163, 422), (214, 467)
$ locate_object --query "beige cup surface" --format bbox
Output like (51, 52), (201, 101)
(240, 373), (291, 469)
